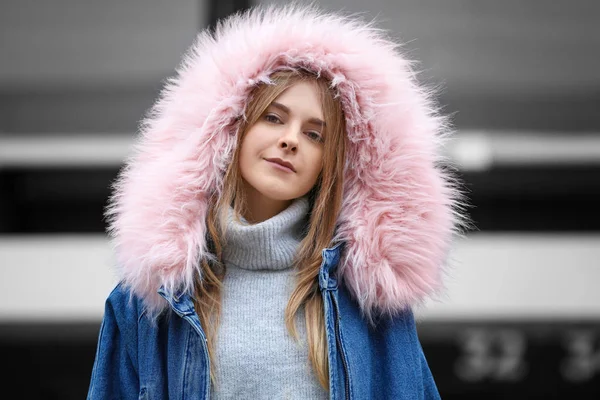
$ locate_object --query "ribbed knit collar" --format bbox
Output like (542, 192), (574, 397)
(222, 196), (309, 271)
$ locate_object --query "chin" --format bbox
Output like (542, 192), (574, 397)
(257, 189), (298, 202)
(244, 175), (312, 202)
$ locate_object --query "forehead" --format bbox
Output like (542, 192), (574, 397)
(271, 81), (324, 119)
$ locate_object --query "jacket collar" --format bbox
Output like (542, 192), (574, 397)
(158, 242), (346, 316)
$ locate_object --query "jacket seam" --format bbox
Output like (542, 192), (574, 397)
(406, 310), (423, 398)
(324, 292), (337, 400)
(334, 295), (353, 399)
(181, 323), (193, 400)
(87, 315), (107, 399)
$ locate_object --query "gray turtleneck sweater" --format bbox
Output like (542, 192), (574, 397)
(212, 196), (328, 400)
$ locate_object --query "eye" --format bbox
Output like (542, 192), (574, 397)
(305, 131), (324, 143)
(264, 113), (282, 124)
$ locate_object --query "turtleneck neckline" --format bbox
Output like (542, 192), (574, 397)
(221, 196), (310, 271)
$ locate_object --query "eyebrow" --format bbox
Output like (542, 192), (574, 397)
(271, 101), (326, 128)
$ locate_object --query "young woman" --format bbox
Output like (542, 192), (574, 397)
(88, 5), (464, 400)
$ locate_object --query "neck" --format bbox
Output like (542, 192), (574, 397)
(241, 181), (293, 223)
(222, 196), (310, 270)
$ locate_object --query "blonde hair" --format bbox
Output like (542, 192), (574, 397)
(193, 70), (347, 390)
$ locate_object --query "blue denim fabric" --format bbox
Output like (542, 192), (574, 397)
(88, 242), (441, 399)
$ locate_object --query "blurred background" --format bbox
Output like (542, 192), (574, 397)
(1, 0), (599, 398)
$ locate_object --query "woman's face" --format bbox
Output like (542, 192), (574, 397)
(239, 80), (325, 212)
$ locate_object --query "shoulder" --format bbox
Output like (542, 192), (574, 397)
(103, 281), (149, 327)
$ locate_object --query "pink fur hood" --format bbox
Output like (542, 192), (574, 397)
(106, 5), (463, 318)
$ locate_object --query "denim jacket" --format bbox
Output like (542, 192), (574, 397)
(87, 243), (441, 400)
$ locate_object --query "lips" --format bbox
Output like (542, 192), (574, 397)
(264, 157), (296, 172)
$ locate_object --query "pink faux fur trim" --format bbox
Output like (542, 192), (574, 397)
(106, 5), (464, 319)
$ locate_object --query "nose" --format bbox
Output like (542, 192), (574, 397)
(278, 126), (299, 152)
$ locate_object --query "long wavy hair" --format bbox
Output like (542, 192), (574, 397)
(192, 69), (347, 390)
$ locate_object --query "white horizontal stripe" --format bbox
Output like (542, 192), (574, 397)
(1, 131), (600, 169)
(0, 233), (599, 322)
(447, 131), (600, 171)
(0, 134), (133, 167)
(418, 233), (600, 321)
(0, 235), (118, 322)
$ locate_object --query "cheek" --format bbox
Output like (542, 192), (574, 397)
(239, 126), (267, 158)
